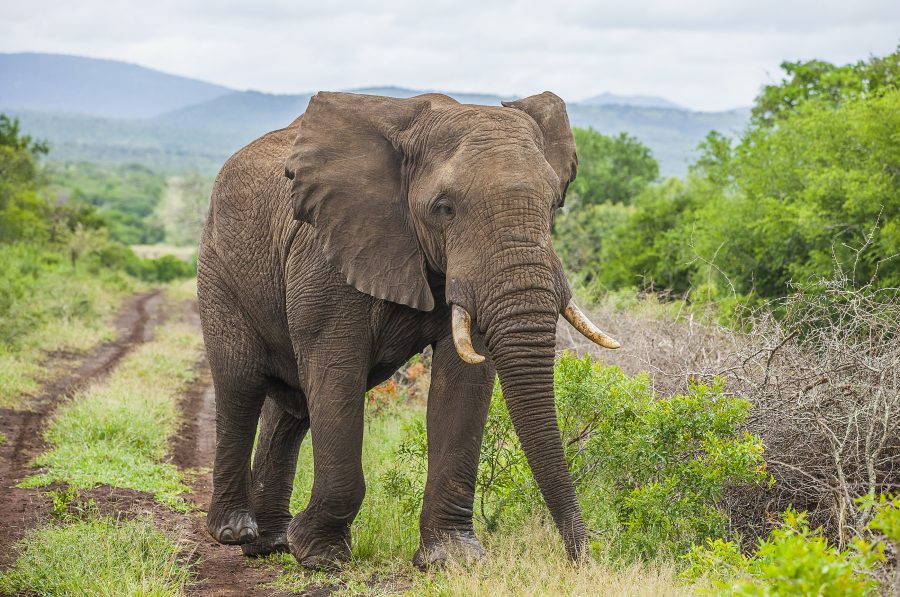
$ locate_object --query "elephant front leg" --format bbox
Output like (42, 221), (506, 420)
(415, 335), (495, 568)
(287, 367), (367, 570)
(242, 396), (310, 557)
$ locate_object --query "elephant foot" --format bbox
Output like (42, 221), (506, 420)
(287, 518), (351, 571)
(414, 531), (486, 569)
(241, 529), (289, 557)
(241, 515), (292, 557)
(206, 506), (258, 545)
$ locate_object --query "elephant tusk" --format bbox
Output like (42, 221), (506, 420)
(451, 304), (486, 364)
(563, 299), (621, 349)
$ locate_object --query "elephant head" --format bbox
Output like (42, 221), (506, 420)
(284, 91), (619, 560)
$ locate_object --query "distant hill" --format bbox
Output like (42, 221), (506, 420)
(1, 53), (750, 177)
(0, 53), (231, 118)
(152, 88), (748, 177)
(579, 92), (686, 110)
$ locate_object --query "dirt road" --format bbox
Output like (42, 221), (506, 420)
(0, 291), (292, 596)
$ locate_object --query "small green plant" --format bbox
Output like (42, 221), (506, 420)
(864, 494), (900, 547)
(47, 486), (77, 520)
(684, 508), (884, 596)
(861, 494), (900, 593)
(46, 487), (98, 521)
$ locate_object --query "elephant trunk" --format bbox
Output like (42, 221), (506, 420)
(478, 271), (587, 561)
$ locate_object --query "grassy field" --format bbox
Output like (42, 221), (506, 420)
(0, 245), (141, 408)
(1, 283), (696, 595)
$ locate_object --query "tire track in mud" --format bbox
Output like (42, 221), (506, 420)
(171, 301), (290, 597)
(0, 289), (165, 570)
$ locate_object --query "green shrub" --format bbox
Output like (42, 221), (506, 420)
(684, 508), (884, 596)
(386, 353), (767, 562)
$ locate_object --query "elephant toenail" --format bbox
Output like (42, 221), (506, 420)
(239, 527), (257, 542)
(220, 528), (235, 542)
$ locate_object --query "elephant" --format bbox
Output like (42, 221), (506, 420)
(197, 90), (620, 569)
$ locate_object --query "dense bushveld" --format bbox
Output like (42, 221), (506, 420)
(1, 47), (899, 595)
(554, 48), (900, 309)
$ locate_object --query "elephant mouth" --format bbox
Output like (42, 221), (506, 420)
(450, 300), (620, 365)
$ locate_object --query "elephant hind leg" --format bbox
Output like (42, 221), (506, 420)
(243, 392), (310, 558)
(200, 278), (269, 546)
(205, 360), (266, 545)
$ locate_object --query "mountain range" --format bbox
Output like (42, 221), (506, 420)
(0, 53), (749, 177)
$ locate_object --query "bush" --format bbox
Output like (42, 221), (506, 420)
(386, 353), (767, 562)
(684, 508), (885, 596)
(725, 275), (900, 545)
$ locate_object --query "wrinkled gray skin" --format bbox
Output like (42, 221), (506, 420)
(198, 90), (586, 569)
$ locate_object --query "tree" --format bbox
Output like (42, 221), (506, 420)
(567, 128), (659, 207)
(0, 115), (49, 157)
(752, 48), (900, 126)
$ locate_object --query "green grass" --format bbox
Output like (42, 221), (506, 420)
(20, 321), (203, 509)
(0, 516), (192, 596)
(0, 244), (139, 408)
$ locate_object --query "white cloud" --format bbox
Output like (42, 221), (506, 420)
(1, 0), (898, 110)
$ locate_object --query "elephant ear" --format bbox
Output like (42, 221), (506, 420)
(285, 92), (435, 311)
(501, 92), (578, 205)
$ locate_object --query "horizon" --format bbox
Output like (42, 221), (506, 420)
(2, 1), (898, 112)
(3, 50), (732, 112)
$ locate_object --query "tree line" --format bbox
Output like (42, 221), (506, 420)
(554, 47), (900, 311)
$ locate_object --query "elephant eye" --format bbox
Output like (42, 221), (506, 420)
(432, 199), (455, 220)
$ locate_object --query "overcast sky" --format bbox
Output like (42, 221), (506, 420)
(2, 0), (898, 111)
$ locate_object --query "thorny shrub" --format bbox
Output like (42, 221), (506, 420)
(725, 276), (900, 547)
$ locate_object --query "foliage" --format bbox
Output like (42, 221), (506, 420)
(553, 129), (658, 284)
(864, 494), (900, 547)
(277, 389), (691, 596)
(0, 115), (196, 403)
(387, 353), (767, 563)
(752, 47), (900, 126)
(0, 516), (192, 596)
(562, 48), (900, 305)
(44, 161), (168, 245)
(0, 114), (50, 156)
(684, 508), (884, 596)
(0, 243), (136, 407)
(567, 128), (659, 207)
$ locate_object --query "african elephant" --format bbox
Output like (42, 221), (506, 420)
(197, 90), (619, 568)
